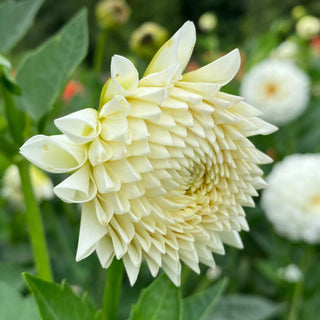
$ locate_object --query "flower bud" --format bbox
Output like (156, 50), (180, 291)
(129, 22), (168, 58)
(95, 0), (131, 30)
(198, 12), (218, 33)
(296, 15), (320, 40)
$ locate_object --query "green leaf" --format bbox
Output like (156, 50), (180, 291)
(183, 278), (228, 320)
(0, 281), (41, 320)
(15, 9), (88, 121)
(129, 273), (182, 320)
(23, 273), (98, 320)
(0, 0), (43, 53)
(210, 294), (282, 320)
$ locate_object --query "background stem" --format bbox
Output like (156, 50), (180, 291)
(93, 30), (108, 74)
(17, 160), (53, 281)
(102, 259), (124, 320)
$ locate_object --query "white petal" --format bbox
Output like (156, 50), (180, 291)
(54, 108), (100, 144)
(132, 87), (168, 106)
(100, 95), (131, 120)
(102, 55), (139, 101)
(183, 49), (241, 85)
(129, 99), (161, 121)
(139, 63), (181, 87)
(145, 21), (196, 76)
(96, 237), (115, 268)
(219, 231), (243, 249)
(76, 201), (108, 261)
(88, 139), (112, 167)
(20, 135), (86, 173)
(100, 118), (128, 142)
(54, 163), (97, 203)
(123, 254), (140, 286)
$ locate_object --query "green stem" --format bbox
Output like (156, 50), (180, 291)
(93, 29), (108, 74)
(102, 259), (124, 320)
(17, 160), (53, 281)
(288, 246), (313, 320)
(1, 84), (25, 146)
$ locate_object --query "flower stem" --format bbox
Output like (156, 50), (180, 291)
(93, 30), (108, 74)
(17, 159), (53, 281)
(102, 259), (124, 320)
(288, 246), (313, 320)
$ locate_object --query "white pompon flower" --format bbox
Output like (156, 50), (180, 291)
(2, 164), (54, 205)
(240, 59), (310, 126)
(20, 22), (277, 286)
(262, 154), (320, 244)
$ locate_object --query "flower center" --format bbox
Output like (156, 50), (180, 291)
(310, 194), (320, 210)
(265, 83), (278, 97)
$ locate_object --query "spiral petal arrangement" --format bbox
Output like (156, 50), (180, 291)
(20, 21), (277, 285)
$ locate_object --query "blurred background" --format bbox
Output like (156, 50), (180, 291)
(1, 0), (320, 319)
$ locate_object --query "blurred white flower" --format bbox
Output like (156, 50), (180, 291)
(262, 154), (320, 243)
(270, 41), (298, 60)
(20, 22), (276, 286)
(198, 12), (218, 33)
(296, 15), (320, 40)
(2, 164), (54, 205)
(277, 264), (303, 283)
(240, 59), (310, 126)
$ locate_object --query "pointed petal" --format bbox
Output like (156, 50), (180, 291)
(123, 254), (140, 286)
(54, 163), (97, 203)
(88, 139), (113, 167)
(183, 49), (241, 85)
(145, 21), (196, 76)
(101, 55), (139, 103)
(54, 108), (100, 144)
(100, 95), (131, 120)
(76, 201), (108, 261)
(20, 135), (86, 173)
(139, 63), (181, 87)
(219, 231), (243, 249)
(96, 237), (115, 268)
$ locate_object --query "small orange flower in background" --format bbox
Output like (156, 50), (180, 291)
(62, 80), (85, 102)
(311, 36), (320, 56)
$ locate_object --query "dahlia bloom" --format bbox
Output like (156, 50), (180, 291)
(20, 22), (276, 285)
(240, 59), (310, 126)
(262, 154), (320, 244)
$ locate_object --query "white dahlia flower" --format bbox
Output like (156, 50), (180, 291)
(240, 59), (310, 126)
(277, 264), (303, 283)
(262, 154), (320, 244)
(2, 164), (54, 205)
(20, 22), (276, 286)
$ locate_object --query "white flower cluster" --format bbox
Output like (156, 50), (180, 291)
(240, 59), (310, 126)
(262, 154), (320, 244)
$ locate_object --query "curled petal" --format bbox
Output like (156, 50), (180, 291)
(100, 118), (128, 142)
(20, 135), (86, 173)
(76, 200), (108, 261)
(88, 139), (113, 167)
(54, 163), (97, 203)
(100, 95), (131, 120)
(183, 49), (241, 85)
(54, 108), (100, 144)
(144, 21), (196, 77)
(100, 55), (139, 104)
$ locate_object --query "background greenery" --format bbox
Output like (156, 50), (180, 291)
(0, 0), (320, 319)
